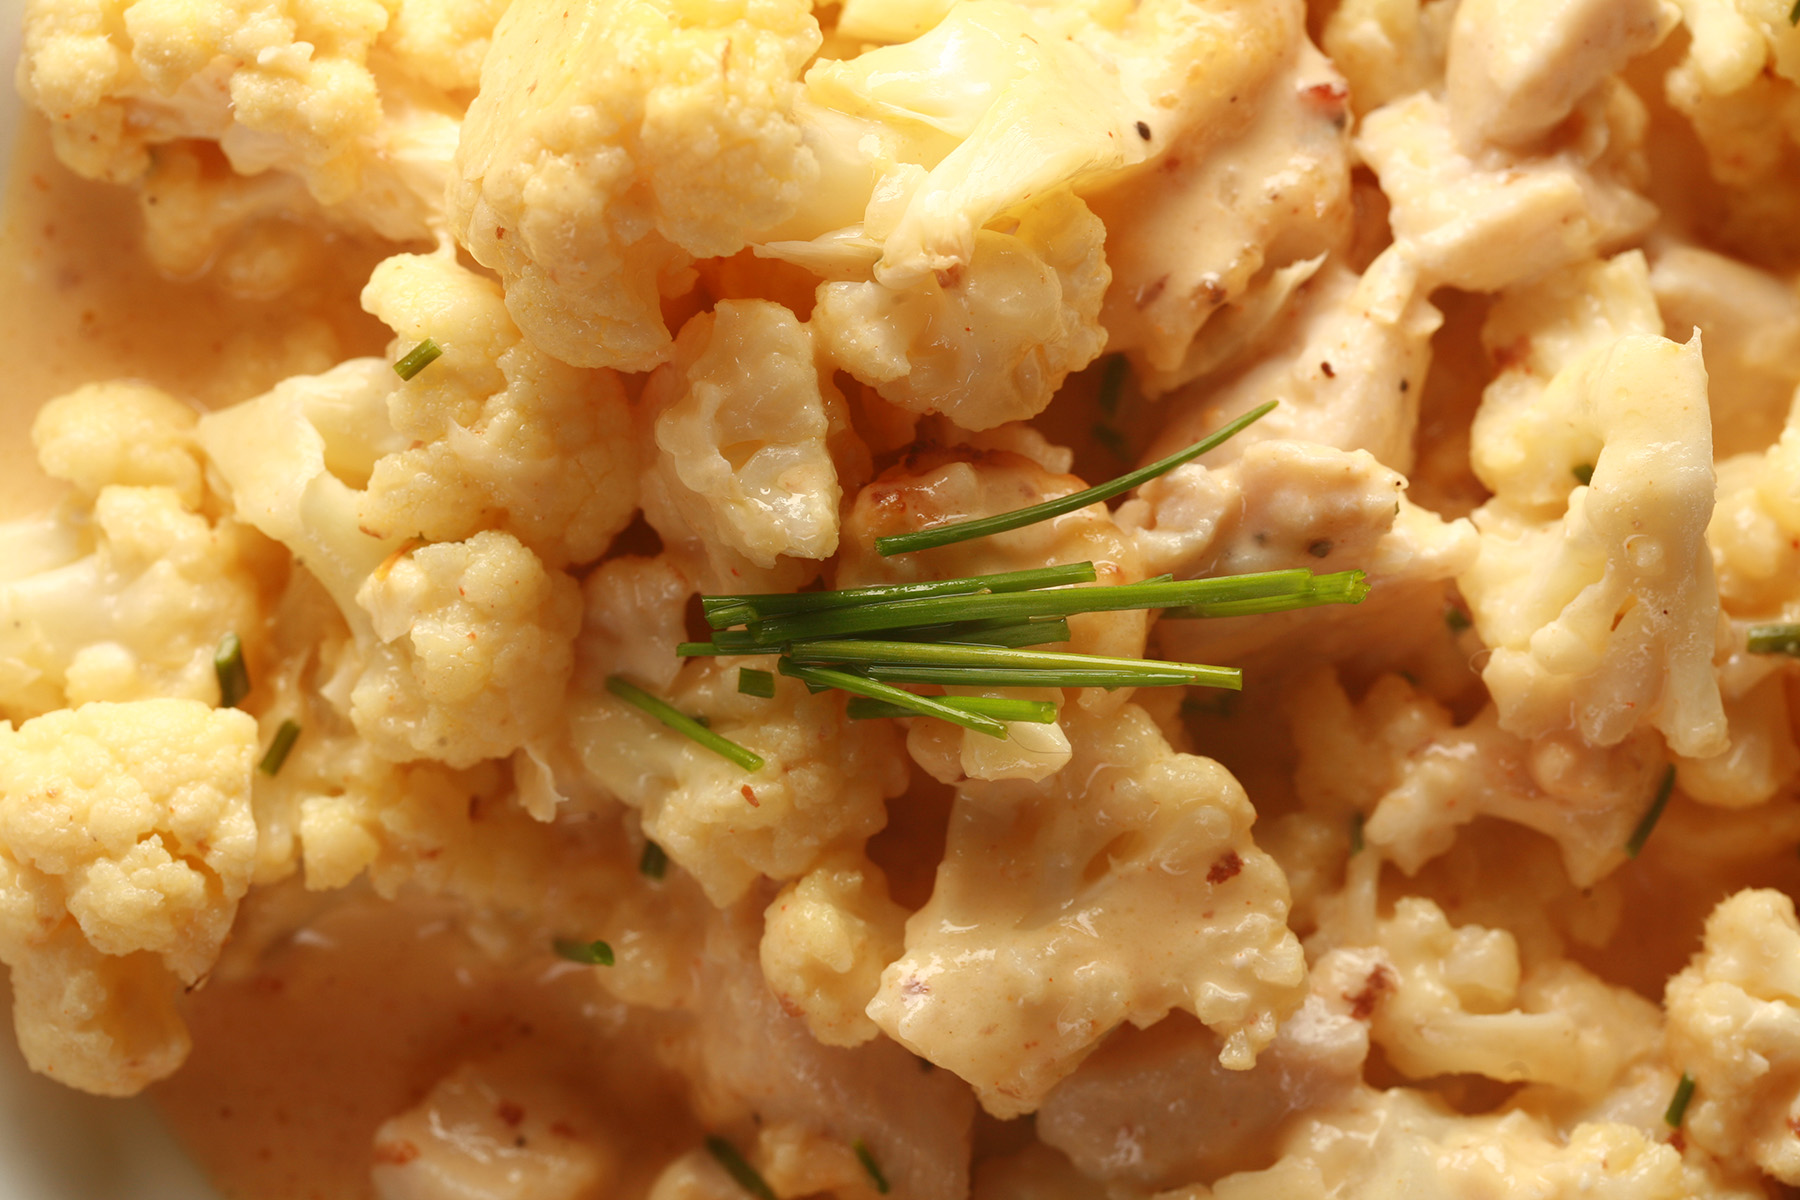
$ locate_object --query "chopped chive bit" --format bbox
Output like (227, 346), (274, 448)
(737, 668), (775, 698)
(787, 640), (1240, 691)
(639, 840), (669, 879)
(605, 675), (764, 772)
(393, 338), (443, 381)
(1664, 1072), (1696, 1127)
(853, 1140), (891, 1195)
(876, 399), (1277, 556)
(846, 695), (1059, 723)
(214, 633), (250, 708)
(1571, 463), (1595, 486)
(1444, 606), (1471, 633)
(1747, 623), (1800, 656)
(258, 719), (301, 776)
(1092, 423), (1130, 460)
(1625, 765), (1678, 858)
(1349, 811), (1366, 854)
(1791, 0), (1799, 25)
(1096, 353), (1129, 415)
(706, 1137), (776, 1200)
(553, 937), (615, 966)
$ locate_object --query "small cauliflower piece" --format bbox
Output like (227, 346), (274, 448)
(640, 301), (844, 572)
(450, 0), (821, 370)
(760, 849), (907, 1048)
(1321, 0), (1457, 115)
(569, 660), (908, 906)
(1200, 1087), (1747, 1199)
(1357, 88), (1656, 293)
(353, 531), (581, 769)
(1315, 897), (1660, 1097)
(0, 699), (256, 1095)
(1288, 669), (1664, 887)
(1460, 254), (1726, 757)
(867, 703), (1306, 1117)
(371, 1058), (616, 1200)
(1664, 888), (1800, 1184)
(17, 0), (467, 245)
(31, 381), (203, 508)
(359, 253), (638, 571)
(809, 188), (1110, 431)
(1444, 0), (1674, 149)
(574, 555), (695, 696)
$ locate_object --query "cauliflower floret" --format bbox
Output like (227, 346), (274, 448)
(760, 849), (907, 1048)
(371, 1057), (617, 1200)
(1147, 249), (1441, 474)
(1289, 669), (1666, 887)
(17, 0), (469, 245)
(1195, 1087), (1751, 1199)
(1121, 439), (1477, 669)
(1444, 0), (1674, 149)
(1314, 897), (1660, 1097)
(1321, 0), (1456, 115)
(1460, 254), (1726, 757)
(1664, 888), (1800, 1183)
(352, 531), (580, 768)
(835, 438), (1145, 775)
(807, 187), (1110, 431)
(640, 301), (845, 573)
(1650, 242), (1800, 458)
(359, 253), (638, 571)
(569, 659), (908, 906)
(31, 381), (203, 508)
(574, 555), (695, 696)
(867, 703), (1306, 1117)
(450, 0), (822, 370)
(0, 699), (256, 1095)
(1356, 86), (1656, 293)
(1091, 35), (1351, 394)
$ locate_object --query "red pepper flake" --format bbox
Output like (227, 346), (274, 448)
(1345, 963), (1395, 1020)
(373, 1139), (421, 1166)
(741, 784), (760, 807)
(1206, 850), (1243, 884)
(497, 1101), (525, 1127)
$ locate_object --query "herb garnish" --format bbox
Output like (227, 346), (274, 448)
(1625, 765), (1678, 858)
(875, 400), (1277, 556)
(605, 675), (764, 772)
(1747, 623), (1800, 656)
(215, 633), (250, 708)
(639, 840), (669, 879)
(258, 719), (301, 776)
(737, 668), (776, 698)
(1664, 1072), (1696, 1127)
(393, 338), (444, 381)
(846, 695), (1058, 723)
(853, 1140), (891, 1195)
(706, 1137), (777, 1200)
(553, 938), (615, 966)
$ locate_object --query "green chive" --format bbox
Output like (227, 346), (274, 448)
(1096, 354), (1129, 415)
(741, 570), (1330, 645)
(1572, 463), (1594, 486)
(853, 1140), (890, 1195)
(1747, 623), (1800, 656)
(1161, 570), (1369, 618)
(846, 695), (1059, 723)
(393, 338), (443, 381)
(1790, 0), (1798, 24)
(702, 563), (1099, 628)
(1092, 423), (1130, 460)
(1445, 606), (1471, 633)
(778, 661), (1008, 738)
(258, 719), (301, 776)
(553, 938), (614, 966)
(605, 676), (764, 772)
(863, 664), (1230, 689)
(214, 633), (250, 708)
(787, 639), (1239, 688)
(1349, 811), (1365, 854)
(639, 840), (668, 879)
(875, 400), (1277, 556)
(1664, 1073), (1695, 1127)
(1625, 766), (1677, 858)
(706, 1137), (776, 1200)
(737, 668), (775, 698)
